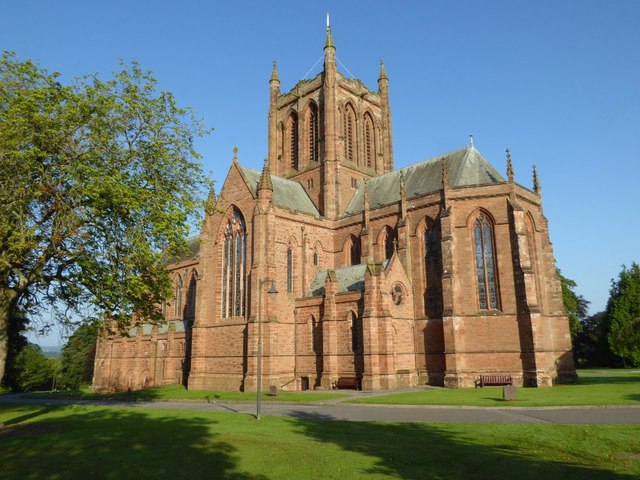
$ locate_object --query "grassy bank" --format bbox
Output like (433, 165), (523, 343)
(1, 403), (639, 479)
(349, 369), (640, 407)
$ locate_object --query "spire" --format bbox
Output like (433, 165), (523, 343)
(533, 164), (541, 194)
(378, 59), (388, 81)
(325, 16), (335, 50)
(506, 148), (514, 183)
(258, 158), (273, 192)
(270, 60), (279, 83)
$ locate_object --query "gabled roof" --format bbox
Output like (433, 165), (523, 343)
(343, 146), (504, 216)
(239, 166), (320, 217)
(163, 236), (200, 265)
(307, 264), (368, 297)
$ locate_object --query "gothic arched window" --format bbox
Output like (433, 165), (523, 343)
(288, 112), (299, 170)
(425, 220), (443, 317)
(364, 113), (375, 168)
(473, 213), (499, 310)
(350, 311), (360, 352)
(174, 275), (183, 318)
(186, 272), (197, 320)
(344, 104), (356, 163)
(287, 245), (293, 294)
(221, 208), (246, 317)
(346, 235), (360, 266)
(383, 226), (397, 261)
(307, 103), (319, 163)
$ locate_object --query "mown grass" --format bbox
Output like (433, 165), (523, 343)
(349, 369), (640, 407)
(1, 403), (639, 479)
(23, 383), (350, 403)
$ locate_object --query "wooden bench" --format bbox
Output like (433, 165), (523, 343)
(475, 375), (513, 388)
(333, 376), (361, 390)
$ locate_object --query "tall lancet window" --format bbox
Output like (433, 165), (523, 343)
(174, 275), (183, 318)
(287, 245), (293, 294)
(344, 104), (356, 163)
(307, 103), (319, 162)
(364, 113), (375, 168)
(473, 213), (499, 310)
(186, 272), (197, 320)
(288, 112), (299, 170)
(384, 226), (397, 261)
(425, 220), (443, 317)
(221, 207), (247, 318)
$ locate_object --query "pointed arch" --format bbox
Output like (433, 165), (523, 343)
(363, 111), (376, 169)
(287, 111), (299, 170)
(221, 206), (247, 317)
(473, 211), (500, 310)
(378, 225), (398, 261)
(186, 269), (198, 320)
(343, 103), (357, 163)
(344, 234), (361, 266)
(424, 217), (443, 317)
(305, 101), (319, 163)
(174, 274), (183, 318)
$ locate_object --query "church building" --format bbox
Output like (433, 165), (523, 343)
(93, 27), (576, 392)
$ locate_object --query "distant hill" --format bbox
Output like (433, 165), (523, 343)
(40, 346), (62, 358)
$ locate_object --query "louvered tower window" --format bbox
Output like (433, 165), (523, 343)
(288, 112), (298, 170)
(308, 103), (319, 162)
(364, 114), (374, 168)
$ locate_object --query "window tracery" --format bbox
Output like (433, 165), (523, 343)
(221, 208), (246, 317)
(473, 213), (499, 310)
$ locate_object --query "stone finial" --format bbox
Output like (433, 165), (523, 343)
(506, 148), (514, 183)
(363, 180), (369, 204)
(270, 61), (279, 83)
(233, 146), (238, 163)
(399, 170), (405, 192)
(325, 23), (335, 49)
(533, 164), (541, 194)
(258, 158), (273, 191)
(378, 59), (388, 81)
(205, 182), (217, 215)
(441, 157), (449, 188)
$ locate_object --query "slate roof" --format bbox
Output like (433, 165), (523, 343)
(343, 146), (504, 216)
(163, 236), (200, 265)
(240, 166), (320, 217)
(307, 264), (369, 297)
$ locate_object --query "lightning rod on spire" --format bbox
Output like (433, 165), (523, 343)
(326, 13), (330, 30)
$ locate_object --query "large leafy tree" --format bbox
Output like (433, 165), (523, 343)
(58, 323), (98, 389)
(607, 263), (640, 367)
(557, 270), (590, 341)
(0, 52), (210, 382)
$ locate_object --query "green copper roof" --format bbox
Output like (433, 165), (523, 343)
(307, 264), (368, 297)
(343, 146), (504, 216)
(240, 166), (320, 217)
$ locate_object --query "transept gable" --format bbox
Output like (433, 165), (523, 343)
(342, 146), (505, 217)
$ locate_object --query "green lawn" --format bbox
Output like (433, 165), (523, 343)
(23, 383), (350, 403)
(350, 369), (640, 407)
(1, 403), (638, 479)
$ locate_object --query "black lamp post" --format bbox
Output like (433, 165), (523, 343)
(256, 278), (278, 420)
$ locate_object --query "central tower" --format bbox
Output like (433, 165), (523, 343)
(267, 25), (394, 219)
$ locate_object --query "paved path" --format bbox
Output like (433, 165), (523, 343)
(3, 395), (640, 424)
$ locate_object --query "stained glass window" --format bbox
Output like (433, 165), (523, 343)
(174, 275), (183, 318)
(473, 213), (499, 310)
(186, 273), (197, 319)
(425, 220), (443, 317)
(221, 208), (246, 318)
(349, 235), (361, 266)
(351, 312), (359, 352)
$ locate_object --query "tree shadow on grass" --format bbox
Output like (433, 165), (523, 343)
(578, 375), (640, 386)
(0, 404), (266, 480)
(286, 412), (639, 480)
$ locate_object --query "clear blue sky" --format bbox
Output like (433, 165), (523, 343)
(3, 1), (638, 346)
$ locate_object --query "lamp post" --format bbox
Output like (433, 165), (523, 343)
(257, 278), (278, 420)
